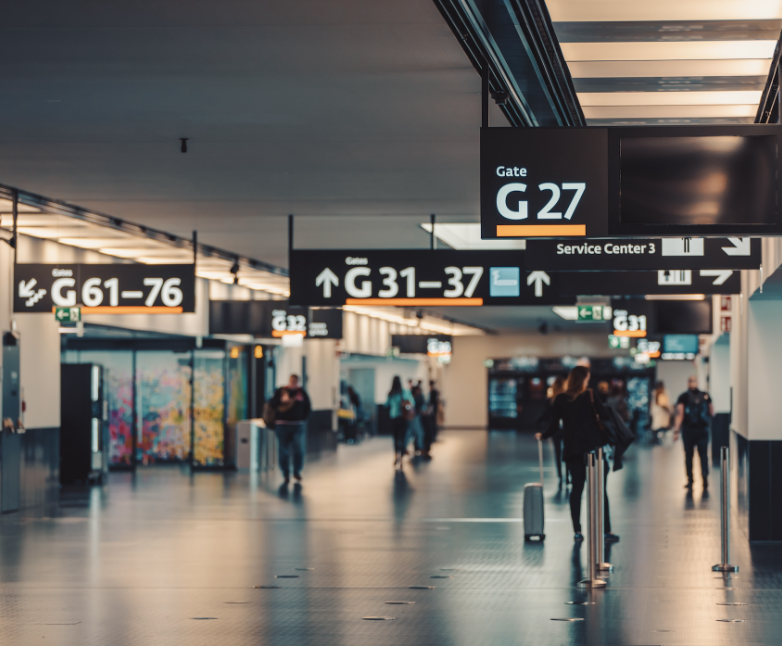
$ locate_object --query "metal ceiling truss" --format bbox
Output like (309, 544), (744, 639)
(0, 183), (287, 277)
(757, 36), (782, 123)
(432, 0), (585, 127)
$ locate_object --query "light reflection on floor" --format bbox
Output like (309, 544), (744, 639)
(0, 430), (778, 645)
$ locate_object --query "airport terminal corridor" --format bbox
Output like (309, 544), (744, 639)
(0, 431), (776, 646)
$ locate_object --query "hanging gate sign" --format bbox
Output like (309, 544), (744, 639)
(14, 263), (195, 313)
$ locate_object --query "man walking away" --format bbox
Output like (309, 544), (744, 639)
(673, 376), (714, 490)
(270, 374), (311, 485)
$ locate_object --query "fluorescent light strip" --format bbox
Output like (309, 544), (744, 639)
(567, 59), (774, 78)
(342, 305), (478, 335)
(583, 104), (757, 118)
(547, 0), (782, 23)
(645, 294), (706, 300)
(578, 90), (763, 106)
(420, 223), (527, 250)
(561, 40), (778, 61)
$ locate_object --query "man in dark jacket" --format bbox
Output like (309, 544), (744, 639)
(673, 376), (714, 490)
(270, 374), (311, 484)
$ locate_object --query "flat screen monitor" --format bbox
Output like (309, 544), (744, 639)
(620, 135), (777, 227)
(654, 300), (712, 335)
(663, 334), (699, 354)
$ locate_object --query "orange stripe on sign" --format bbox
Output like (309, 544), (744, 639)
(496, 224), (587, 237)
(612, 329), (646, 337)
(346, 298), (483, 306)
(79, 306), (184, 314)
(271, 330), (307, 337)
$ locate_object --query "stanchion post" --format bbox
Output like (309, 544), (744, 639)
(712, 446), (738, 572)
(596, 447), (613, 572)
(579, 452), (607, 588)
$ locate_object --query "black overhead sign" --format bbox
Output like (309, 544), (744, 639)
(559, 269), (740, 296)
(15, 263), (195, 314)
(209, 300), (342, 339)
(482, 125), (782, 239)
(288, 249), (569, 307)
(525, 237), (761, 271)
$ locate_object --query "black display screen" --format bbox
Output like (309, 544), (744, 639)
(620, 135), (777, 227)
(655, 300), (712, 335)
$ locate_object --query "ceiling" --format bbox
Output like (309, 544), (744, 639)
(0, 0), (511, 272)
(548, 0), (782, 124)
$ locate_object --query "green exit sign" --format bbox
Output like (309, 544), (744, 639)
(55, 306), (81, 323)
(577, 305), (607, 322)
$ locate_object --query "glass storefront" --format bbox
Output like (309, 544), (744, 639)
(62, 332), (260, 470)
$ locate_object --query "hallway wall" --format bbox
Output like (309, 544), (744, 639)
(443, 332), (618, 429)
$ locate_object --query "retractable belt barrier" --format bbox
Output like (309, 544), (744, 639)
(596, 447), (613, 573)
(578, 452), (607, 589)
(712, 446), (739, 573)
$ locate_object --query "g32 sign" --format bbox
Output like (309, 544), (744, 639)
(15, 264), (195, 313)
(482, 128), (608, 239)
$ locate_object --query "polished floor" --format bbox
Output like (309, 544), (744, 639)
(0, 430), (779, 646)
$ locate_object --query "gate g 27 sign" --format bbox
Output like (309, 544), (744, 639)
(482, 125), (782, 239)
(15, 264), (195, 313)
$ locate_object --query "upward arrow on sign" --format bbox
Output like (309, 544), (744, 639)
(527, 271), (550, 297)
(315, 268), (339, 298)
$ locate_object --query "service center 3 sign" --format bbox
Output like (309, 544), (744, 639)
(15, 264), (195, 314)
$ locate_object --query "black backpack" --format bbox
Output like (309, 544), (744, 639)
(684, 390), (710, 428)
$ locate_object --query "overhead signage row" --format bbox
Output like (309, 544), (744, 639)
(15, 264), (195, 314)
(481, 125), (782, 239)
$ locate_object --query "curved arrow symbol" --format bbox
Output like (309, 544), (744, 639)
(316, 268), (339, 298)
(527, 271), (550, 297)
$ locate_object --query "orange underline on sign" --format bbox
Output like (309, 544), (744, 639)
(76, 306), (184, 314)
(271, 330), (307, 337)
(345, 298), (483, 306)
(613, 329), (647, 337)
(496, 224), (587, 237)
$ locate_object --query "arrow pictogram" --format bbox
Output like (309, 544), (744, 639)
(315, 268), (339, 298)
(527, 271), (550, 297)
(700, 270), (733, 285)
(722, 238), (750, 256)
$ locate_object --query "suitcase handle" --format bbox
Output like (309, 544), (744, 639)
(537, 436), (544, 486)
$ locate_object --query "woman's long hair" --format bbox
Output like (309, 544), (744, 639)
(389, 375), (402, 396)
(564, 366), (590, 401)
(549, 376), (566, 401)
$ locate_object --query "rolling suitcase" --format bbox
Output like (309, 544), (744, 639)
(523, 438), (545, 541)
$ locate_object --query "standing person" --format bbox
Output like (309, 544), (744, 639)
(387, 376), (413, 469)
(672, 376), (714, 490)
(650, 380), (672, 444)
(537, 377), (568, 485)
(535, 366), (618, 543)
(411, 383), (426, 456)
(347, 386), (363, 440)
(427, 380), (442, 442)
(269, 374), (311, 485)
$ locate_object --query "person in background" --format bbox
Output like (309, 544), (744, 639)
(597, 380), (610, 405)
(387, 376), (413, 469)
(538, 376), (568, 485)
(535, 366), (618, 543)
(427, 380), (442, 442)
(672, 375), (714, 490)
(269, 374), (311, 485)
(606, 383), (630, 423)
(411, 383), (427, 457)
(650, 380), (672, 444)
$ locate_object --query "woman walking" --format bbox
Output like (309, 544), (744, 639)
(387, 376), (413, 469)
(536, 366), (618, 543)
